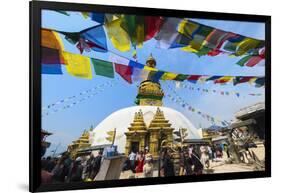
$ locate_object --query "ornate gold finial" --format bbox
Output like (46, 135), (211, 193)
(146, 53), (156, 68)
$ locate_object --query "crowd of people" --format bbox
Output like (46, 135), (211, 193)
(41, 151), (103, 184)
(123, 143), (230, 178)
(123, 148), (154, 178)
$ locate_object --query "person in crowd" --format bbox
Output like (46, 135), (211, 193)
(52, 155), (69, 183)
(224, 144), (230, 158)
(200, 145), (210, 169)
(91, 151), (102, 180)
(135, 151), (145, 173)
(162, 149), (175, 177)
(85, 154), (95, 180)
(67, 157), (83, 182)
(184, 147), (193, 175)
(45, 156), (56, 172)
(144, 148), (153, 162)
(41, 159), (53, 184)
(128, 151), (137, 173)
(179, 147), (185, 176)
(207, 145), (213, 162)
(191, 150), (204, 175)
(143, 154), (154, 178)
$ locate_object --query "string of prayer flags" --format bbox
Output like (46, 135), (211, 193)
(41, 29), (64, 50)
(62, 51), (93, 79)
(181, 82), (263, 98)
(105, 18), (131, 52)
(42, 80), (117, 117)
(91, 58), (115, 78)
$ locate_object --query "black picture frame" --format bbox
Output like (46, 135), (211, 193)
(30, 1), (271, 192)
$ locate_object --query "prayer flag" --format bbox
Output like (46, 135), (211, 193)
(206, 76), (223, 82)
(174, 74), (188, 81)
(236, 38), (265, 56)
(148, 71), (165, 82)
(62, 52), (92, 79)
(80, 25), (107, 52)
(114, 63), (132, 83)
(245, 56), (264, 67)
(161, 72), (178, 80)
(236, 55), (252, 66)
(42, 64), (62, 74)
(144, 16), (164, 41)
(90, 12), (105, 23)
(214, 76), (233, 84)
(203, 29), (229, 49)
(233, 76), (254, 85)
(155, 18), (183, 49)
(121, 15), (145, 47)
(41, 29), (64, 50)
(255, 77), (265, 87)
(187, 75), (202, 83)
(91, 58), (114, 78)
(105, 18), (131, 52)
(42, 47), (64, 64)
(109, 54), (130, 66)
(178, 19), (200, 39)
(129, 60), (144, 69)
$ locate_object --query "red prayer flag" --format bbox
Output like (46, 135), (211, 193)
(42, 46), (64, 64)
(114, 63), (133, 84)
(245, 56), (263, 67)
(207, 49), (222, 56)
(144, 16), (164, 41)
(187, 75), (202, 80)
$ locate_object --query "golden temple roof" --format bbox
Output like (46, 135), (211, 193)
(127, 110), (147, 132)
(148, 107), (173, 129)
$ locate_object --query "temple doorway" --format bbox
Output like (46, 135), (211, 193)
(131, 142), (139, 153)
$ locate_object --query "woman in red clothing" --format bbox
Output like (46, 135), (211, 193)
(135, 151), (145, 173)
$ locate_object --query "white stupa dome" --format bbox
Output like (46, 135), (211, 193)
(90, 106), (201, 153)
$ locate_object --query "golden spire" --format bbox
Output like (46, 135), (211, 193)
(127, 109), (147, 131)
(146, 53), (156, 68)
(149, 107), (173, 129)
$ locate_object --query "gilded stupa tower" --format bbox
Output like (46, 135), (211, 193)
(124, 110), (147, 155)
(68, 130), (91, 158)
(148, 107), (174, 157)
(135, 54), (164, 106)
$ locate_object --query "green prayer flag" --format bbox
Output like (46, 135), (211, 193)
(91, 58), (114, 78)
(174, 74), (188, 81)
(236, 55), (252, 66)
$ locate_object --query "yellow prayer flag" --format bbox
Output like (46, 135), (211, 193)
(41, 29), (64, 50)
(236, 38), (262, 56)
(144, 66), (157, 72)
(105, 19), (131, 52)
(181, 45), (198, 53)
(161, 72), (178, 80)
(178, 19), (200, 39)
(62, 52), (92, 79)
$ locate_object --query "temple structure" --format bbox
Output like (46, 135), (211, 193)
(68, 130), (91, 158)
(90, 54), (201, 155)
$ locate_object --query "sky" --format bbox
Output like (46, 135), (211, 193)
(41, 10), (265, 156)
